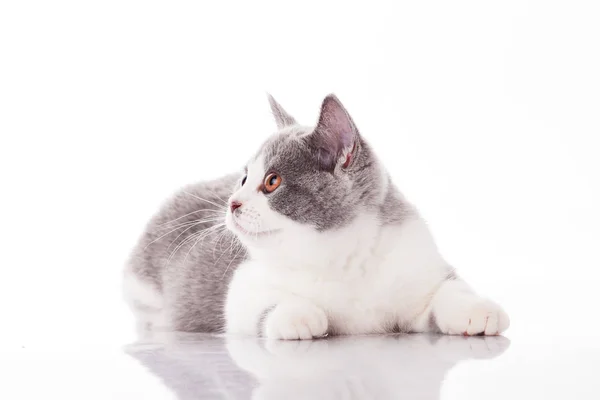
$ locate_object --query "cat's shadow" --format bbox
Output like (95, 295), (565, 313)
(126, 332), (510, 400)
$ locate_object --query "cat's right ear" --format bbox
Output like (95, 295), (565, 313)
(268, 94), (297, 130)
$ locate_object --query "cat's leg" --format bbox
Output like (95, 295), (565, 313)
(414, 278), (510, 336)
(225, 261), (328, 340)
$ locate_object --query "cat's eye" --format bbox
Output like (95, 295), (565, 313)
(241, 176), (247, 186)
(263, 173), (281, 193)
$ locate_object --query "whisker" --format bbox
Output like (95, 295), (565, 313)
(180, 224), (227, 266)
(214, 232), (238, 266)
(145, 217), (224, 249)
(166, 223), (222, 256)
(212, 229), (229, 259)
(202, 187), (229, 206)
(154, 216), (224, 232)
(158, 209), (226, 227)
(165, 219), (221, 253)
(168, 230), (207, 268)
(181, 234), (204, 267)
(183, 191), (227, 209)
(221, 241), (245, 280)
(228, 231), (236, 254)
(166, 223), (226, 267)
(253, 220), (259, 241)
(179, 224), (224, 253)
(144, 225), (200, 250)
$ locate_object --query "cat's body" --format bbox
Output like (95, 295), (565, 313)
(124, 94), (509, 339)
(124, 174), (246, 333)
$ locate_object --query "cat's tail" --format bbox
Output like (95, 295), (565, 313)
(122, 267), (168, 334)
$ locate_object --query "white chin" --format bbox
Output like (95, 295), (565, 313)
(228, 217), (279, 242)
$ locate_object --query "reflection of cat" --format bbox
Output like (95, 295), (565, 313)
(126, 333), (509, 400)
(124, 94), (509, 339)
(125, 333), (257, 400)
(227, 334), (510, 400)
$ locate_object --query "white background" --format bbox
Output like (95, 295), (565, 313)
(1, 1), (599, 398)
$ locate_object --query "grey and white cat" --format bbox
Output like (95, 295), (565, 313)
(124, 94), (509, 339)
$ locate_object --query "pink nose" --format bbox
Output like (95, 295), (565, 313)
(230, 201), (242, 213)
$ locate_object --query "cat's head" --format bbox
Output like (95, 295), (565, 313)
(225, 94), (388, 250)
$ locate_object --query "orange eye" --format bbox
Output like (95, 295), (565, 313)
(264, 173), (282, 193)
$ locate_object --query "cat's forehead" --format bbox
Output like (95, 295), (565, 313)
(254, 126), (314, 172)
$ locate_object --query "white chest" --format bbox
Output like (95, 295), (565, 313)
(251, 217), (447, 334)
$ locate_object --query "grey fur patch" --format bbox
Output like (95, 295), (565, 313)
(126, 173), (247, 332)
(379, 176), (413, 225)
(428, 313), (442, 333)
(445, 268), (458, 281)
(386, 320), (412, 334)
(389, 323), (401, 334)
(256, 305), (276, 337)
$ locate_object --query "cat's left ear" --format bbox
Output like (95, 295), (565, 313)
(307, 94), (358, 171)
(268, 94), (297, 130)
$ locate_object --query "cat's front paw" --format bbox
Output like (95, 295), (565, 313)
(264, 301), (328, 340)
(435, 298), (510, 336)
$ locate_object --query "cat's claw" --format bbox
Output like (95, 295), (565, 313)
(264, 301), (328, 340)
(436, 299), (510, 336)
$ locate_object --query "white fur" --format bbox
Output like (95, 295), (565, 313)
(420, 279), (510, 335)
(123, 270), (163, 310)
(224, 158), (509, 339)
(122, 269), (167, 333)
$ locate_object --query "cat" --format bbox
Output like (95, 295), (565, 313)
(123, 93), (510, 339)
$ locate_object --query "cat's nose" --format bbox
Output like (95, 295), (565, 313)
(230, 201), (242, 213)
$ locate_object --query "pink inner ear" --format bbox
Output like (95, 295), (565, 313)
(342, 142), (356, 168)
(343, 154), (351, 168)
(318, 96), (354, 150)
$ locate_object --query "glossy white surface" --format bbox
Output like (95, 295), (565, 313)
(2, 331), (599, 399)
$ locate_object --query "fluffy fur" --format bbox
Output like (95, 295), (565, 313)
(124, 94), (509, 339)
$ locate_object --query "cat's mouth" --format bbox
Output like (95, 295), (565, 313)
(231, 218), (281, 239)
